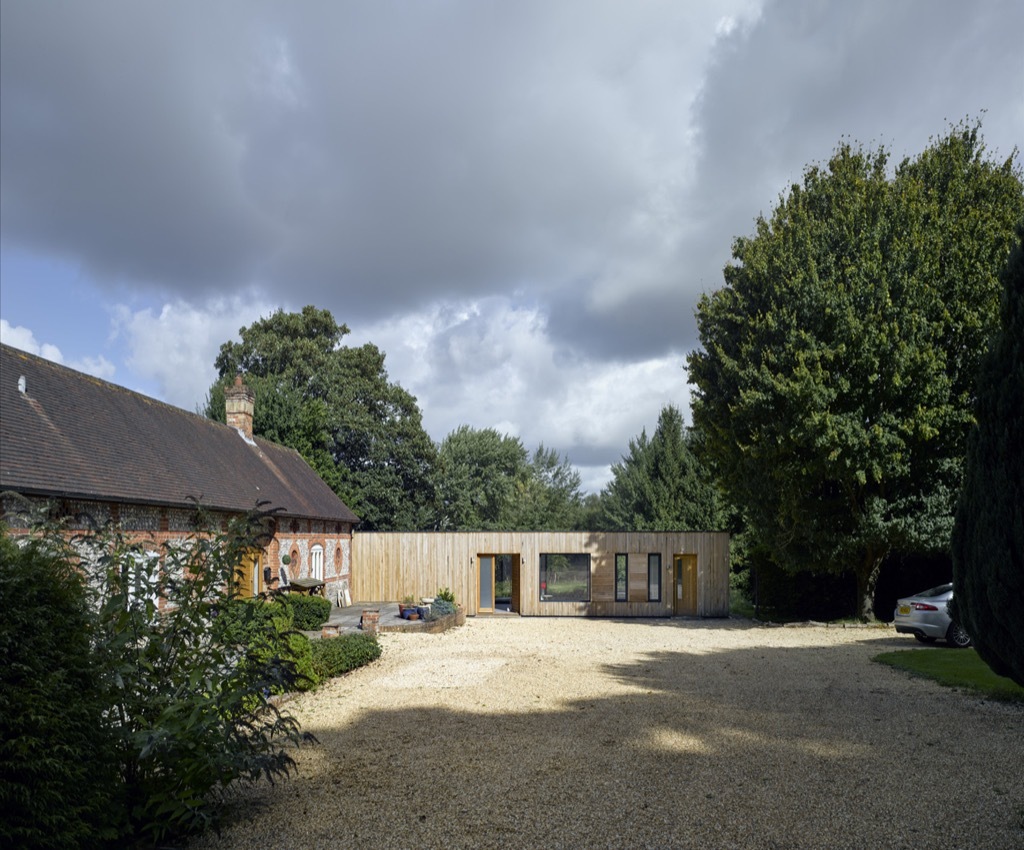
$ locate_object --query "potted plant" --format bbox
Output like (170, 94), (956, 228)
(399, 595), (416, 618)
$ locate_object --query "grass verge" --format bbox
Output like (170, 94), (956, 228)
(873, 648), (1024, 704)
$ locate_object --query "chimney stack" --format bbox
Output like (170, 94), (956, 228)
(224, 374), (255, 441)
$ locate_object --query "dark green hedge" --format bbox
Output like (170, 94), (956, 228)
(0, 534), (123, 849)
(310, 633), (382, 680)
(280, 593), (332, 630)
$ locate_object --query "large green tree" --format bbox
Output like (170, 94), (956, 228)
(600, 404), (724, 531)
(434, 426), (529, 530)
(207, 306), (436, 530)
(434, 427), (583, 530)
(688, 123), (1023, 617)
(512, 444), (584, 530)
(952, 226), (1024, 686)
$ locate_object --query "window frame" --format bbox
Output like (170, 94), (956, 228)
(647, 553), (662, 602)
(310, 544), (324, 581)
(538, 553), (591, 603)
(615, 553), (628, 602)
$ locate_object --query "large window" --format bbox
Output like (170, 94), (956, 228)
(648, 553), (662, 602)
(615, 553), (628, 602)
(539, 553), (590, 602)
(310, 545), (324, 581)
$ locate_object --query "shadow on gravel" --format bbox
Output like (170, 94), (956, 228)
(198, 635), (1024, 850)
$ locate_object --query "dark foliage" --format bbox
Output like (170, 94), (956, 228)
(3, 505), (312, 847)
(279, 593), (332, 630)
(746, 549), (857, 621)
(599, 405), (724, 531)
(216, 597), (319, 693)
(873, 551), (952, 622)
(0, 532), (123, 849)
(309, 633), (382, 680)
(953, 226), (1024, 687)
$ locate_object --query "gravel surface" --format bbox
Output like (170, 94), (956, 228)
(190, 617), (1024, 850)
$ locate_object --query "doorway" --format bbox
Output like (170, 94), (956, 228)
(673, 553), (698, 616)
(478, 553), (521, 614)
(237, 550), (262, 598)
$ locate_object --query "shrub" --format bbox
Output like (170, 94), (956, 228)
(310, 633), (382, 680)
(0, 531), (123, 850)
(426, 598), (456, 621)
(435, 586), (456, 604)
(281, 593), (332, 630)
(215, 598), (318, 694)
(7, 505), (312, 846)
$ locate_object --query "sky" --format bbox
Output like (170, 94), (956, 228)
(2, 1), (1022, 494)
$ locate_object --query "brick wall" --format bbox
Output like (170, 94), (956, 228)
(1, 494), (353, 600)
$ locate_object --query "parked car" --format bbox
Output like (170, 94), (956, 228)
(893, 583), (971, 647)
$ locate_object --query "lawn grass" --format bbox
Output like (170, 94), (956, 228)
(873, 647), (1024, 704)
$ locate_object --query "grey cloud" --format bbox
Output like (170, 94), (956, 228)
(3, 0), (1022, 491)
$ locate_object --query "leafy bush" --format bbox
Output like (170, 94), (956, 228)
(310, 633), (382, 680)
(426, 598), (456, 621)
(5, 504), (313, 846)
(0, 531), (123, 850)
(282, 632), (318, 691)
(280, 592), (332, 630)
(435, 586), (456, 604)
(216, 598), (319, 694)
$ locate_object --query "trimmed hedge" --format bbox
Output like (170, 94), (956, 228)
(310, 633), (382, 681)
(281, 593), (332, 630)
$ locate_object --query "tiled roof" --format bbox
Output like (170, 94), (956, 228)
(0, 344), (359, 524)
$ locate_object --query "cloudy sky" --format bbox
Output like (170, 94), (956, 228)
(2, 1), (1022, 492)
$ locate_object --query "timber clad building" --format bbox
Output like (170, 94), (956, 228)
(1, 343), (729, 618)
(354, 532), (730, 617)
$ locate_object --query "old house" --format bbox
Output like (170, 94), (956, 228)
(0, 343), (359, 597)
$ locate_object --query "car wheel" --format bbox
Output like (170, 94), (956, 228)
(914, 634), (937, 644)
(946, 621), (972, 648)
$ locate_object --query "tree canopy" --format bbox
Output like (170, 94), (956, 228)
(207, 306), (436, 530)
(599, 405), (723, 531)
(953, 226), (1024, 686)
(687, 122), (1024, 616)
(434, 426), (583, 530)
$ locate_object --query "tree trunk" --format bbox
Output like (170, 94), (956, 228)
(855, 549), (884, 621)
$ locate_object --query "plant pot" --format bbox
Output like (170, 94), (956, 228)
(408, 613), (420, 621)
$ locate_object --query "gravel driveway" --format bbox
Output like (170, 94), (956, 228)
(190, 617), (1023, 850)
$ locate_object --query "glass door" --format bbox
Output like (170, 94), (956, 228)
(478, 554), (495, 613)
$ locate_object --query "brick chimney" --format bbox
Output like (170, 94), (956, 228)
(224, 374), (255, 440)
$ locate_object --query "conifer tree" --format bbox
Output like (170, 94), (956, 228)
(952, 227), (1024, 686)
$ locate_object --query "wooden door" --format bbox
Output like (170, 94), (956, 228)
(236, 550), (261, 598)
(673, 554), (698, 616)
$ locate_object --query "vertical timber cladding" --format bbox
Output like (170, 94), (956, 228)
(351, 531), (729, 617)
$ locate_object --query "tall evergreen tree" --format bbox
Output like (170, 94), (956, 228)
(512, 444), (584, 530)
(601, 405), (723, 531)
(952, 226), (1024, 686)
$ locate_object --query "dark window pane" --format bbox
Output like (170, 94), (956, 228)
(615, 553), (627, 601)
